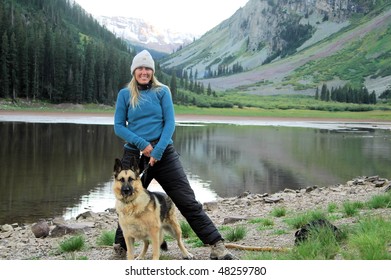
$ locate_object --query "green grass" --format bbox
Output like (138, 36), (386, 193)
(343, 217), (391, 259)
(96, 230), (115, 246)
(248, 217), (274, 226)
(271, 207), (287, 217)
(327, 202), (339, 213)
(58, 235), (86, 253)
(180, 220), (196, 238)
(180, 221), (204, 248)
(342, 201), (365, 217)
(224, 225), (247, 242)
(289, 226), (341, 260)
(366, 192), (391, 209)
(248, 218), (274, 231)
(284, 209), (327, 229)
(2, 97), (391, 121)
(53, 191), (390, 260)
(175, 104), (391, 120)
(239, 190), (391, 260)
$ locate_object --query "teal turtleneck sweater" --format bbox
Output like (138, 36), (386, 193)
(114, 85), (175, 160)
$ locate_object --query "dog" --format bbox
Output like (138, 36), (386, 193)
(112, 158), (193, 260)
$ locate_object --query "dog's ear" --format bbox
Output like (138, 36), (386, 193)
(114, 158), (123, 176)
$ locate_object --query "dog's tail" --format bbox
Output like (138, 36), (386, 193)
(160, 240), (168, 251)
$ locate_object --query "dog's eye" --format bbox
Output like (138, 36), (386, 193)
(120, 178), (125, 183)
(128, 177), (134, 183)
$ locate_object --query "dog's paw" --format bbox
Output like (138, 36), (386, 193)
(135, 255), (144, 260)
(183, 253), (194, 260)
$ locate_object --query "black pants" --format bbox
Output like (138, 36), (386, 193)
(114, 144), (222, 249)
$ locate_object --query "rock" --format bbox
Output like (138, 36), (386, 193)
(264, 196), (283, 203)
(105, 208), (116, 213)
(1, 224), (14, 232)
(374, 180), (387, 188)
(52, 217), (66, 226)
(50, 222), (95, 237)
(305, 186), (318, 193)
(76, 211), (97, 220)
(354, 179), (365, 185)
(223, 216), (247, 224)
(366, 176), (379, 182)
(0, 176), (390, 260)
(203, 201), (218, 211)
(31, 220), (50, 238)
(238, 191), (251, 198)
(0, 231), (13, 238)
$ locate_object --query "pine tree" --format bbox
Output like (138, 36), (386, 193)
(207, 83), (212, 96)
(0, 32), (10, 98)
(9, 32), (17, 100)
(320, 83), (327, 101)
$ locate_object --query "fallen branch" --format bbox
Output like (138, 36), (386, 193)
(225, 243), (290, 252)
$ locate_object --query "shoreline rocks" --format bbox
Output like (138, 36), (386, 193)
(1, 176), (390, 260)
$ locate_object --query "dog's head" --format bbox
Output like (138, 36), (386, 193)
(113, 158), (142, 202)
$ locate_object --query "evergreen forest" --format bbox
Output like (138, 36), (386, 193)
(0, 0), (135, 104)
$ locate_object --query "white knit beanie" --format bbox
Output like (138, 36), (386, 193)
(130, 50), (155, 74)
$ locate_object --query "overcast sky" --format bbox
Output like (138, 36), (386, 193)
(73, 0), (249, 35)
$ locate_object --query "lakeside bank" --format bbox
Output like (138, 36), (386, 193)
(1, 175), (390, 260)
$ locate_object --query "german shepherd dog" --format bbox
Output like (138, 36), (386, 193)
(113, 158), (193, 260)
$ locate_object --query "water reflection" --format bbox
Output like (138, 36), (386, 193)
(1, 122), (390, 225)
(62, 174), (218, 220)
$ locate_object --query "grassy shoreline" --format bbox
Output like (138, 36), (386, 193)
(2, 99), (391, 121)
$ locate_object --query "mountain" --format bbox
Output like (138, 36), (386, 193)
(161, 0), (391, 95)
(96, 16), (198, 54)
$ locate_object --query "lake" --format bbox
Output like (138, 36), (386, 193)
(1, 115), (391, 225)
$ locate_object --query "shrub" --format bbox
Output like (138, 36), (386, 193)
(224, 225), (247, 242)
(327, 202), (338, 213)
(59, 235), (85, 253)
(96, 230), (115, 246)
(180, 221), (196, 238)
(291, 226), (340, 260)
(342, 201), (364, 217)
(366, 193), (391, 209)
(344, 217), (391, 260)
(284, 209), (326, 229)
(271, 207), (287, 217)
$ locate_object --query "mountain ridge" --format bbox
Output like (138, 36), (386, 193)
(161, 0), (391, 96)
(96, 15), (198, 54)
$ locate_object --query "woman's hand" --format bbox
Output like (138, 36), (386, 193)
(142, 144), (153, 157)
(149, 157), (158, 166)
(142, 144), (158, 166)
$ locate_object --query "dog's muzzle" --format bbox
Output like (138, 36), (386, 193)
(121, 185), (134, 197)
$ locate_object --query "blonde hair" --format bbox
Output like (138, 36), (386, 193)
(128, 75), (164, 108)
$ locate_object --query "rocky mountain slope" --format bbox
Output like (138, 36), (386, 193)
(161, 0), (391, 95)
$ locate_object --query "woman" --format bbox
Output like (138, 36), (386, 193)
(113, 50), (236, 260)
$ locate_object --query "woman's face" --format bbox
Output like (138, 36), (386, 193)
(134, 67), (153, 85)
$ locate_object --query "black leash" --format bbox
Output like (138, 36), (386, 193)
(140, 163), (150, 178)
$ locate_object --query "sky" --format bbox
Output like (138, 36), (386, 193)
(73, 0), (249, 35)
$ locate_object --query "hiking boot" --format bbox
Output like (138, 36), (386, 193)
(210, 240), (238, 260)
(112, 243), (126, 260)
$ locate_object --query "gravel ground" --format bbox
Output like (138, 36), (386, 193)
(1, 176), (390, 260)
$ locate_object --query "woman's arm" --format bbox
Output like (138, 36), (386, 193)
(150, 86), (175, 160)
(113, 89), (149, 150)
